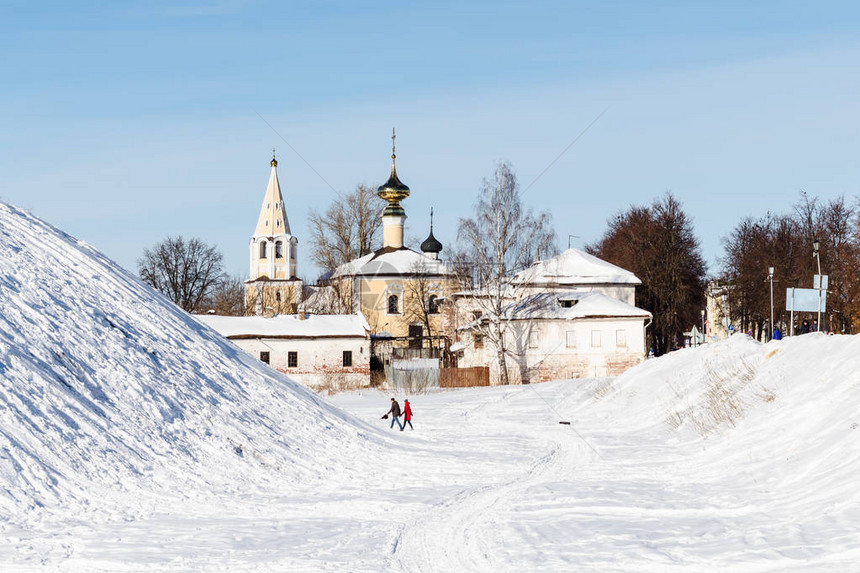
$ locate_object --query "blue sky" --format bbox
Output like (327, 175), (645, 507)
(3, 1), (860, 280)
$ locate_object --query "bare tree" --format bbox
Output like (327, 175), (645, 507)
(455, 161), (557, 384)
(403, 259), (443, 339)
(138, 236), (226, 313)
(588, 193), (706, 355)
(308, 183), (385, 275)
(720, 193), (860, 335)
(202, 274), (246, 316)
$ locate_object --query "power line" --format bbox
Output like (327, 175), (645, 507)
(523, 108), (609, 194)
(253, 109), (340, 195)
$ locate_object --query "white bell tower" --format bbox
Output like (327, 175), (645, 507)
(245, 151), (302, 315)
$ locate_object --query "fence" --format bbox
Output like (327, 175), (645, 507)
(384, 365), (440, 393)
(440, 367), (490, 388)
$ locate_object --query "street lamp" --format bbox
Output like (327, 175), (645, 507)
(813, 238), (822, 331)
(701, 309), (705, 343)
(768, 266), (774, 340)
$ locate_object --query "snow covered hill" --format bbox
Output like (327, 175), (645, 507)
(0, 202), (376, 520)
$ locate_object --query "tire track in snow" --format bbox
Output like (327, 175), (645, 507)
(390, 441), (572, 572)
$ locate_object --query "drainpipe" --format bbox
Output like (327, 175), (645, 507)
(643, 317), (652, 358)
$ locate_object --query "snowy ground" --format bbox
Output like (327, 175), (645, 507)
(2, 202), (859, 571)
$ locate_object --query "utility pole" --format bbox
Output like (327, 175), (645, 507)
(813, 239), (822, 331)
(768, 266), (774, 340)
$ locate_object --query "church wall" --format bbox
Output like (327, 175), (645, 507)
(244, 281), (302, 316)
(355, 275), (456, 339)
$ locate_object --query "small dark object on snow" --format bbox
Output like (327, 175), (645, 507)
(559, 421), (571, 425)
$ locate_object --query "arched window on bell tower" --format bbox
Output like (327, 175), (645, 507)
(259, 240), (267, 259)
(275, 240), (283, 258)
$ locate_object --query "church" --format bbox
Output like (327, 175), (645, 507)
(327, 131), (459, 344)
(244, 134), (459, 350)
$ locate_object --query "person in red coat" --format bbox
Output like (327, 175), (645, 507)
(402, 399), (413, 431)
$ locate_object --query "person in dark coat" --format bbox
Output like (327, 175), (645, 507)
(382, 398), (403, 430)
(401, 399), (413, 431)
(800, 319), (810, 334)
(772, 327), (782, 340)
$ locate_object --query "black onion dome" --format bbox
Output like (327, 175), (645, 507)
(421, 229), (443, 254)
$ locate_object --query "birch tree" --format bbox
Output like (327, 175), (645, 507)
(455, 161), (557, 384)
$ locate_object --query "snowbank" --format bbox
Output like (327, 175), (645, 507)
(0, 202), (375, 521)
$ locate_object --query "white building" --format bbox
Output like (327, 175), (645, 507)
(455, 291), (651, 382)
(449, 248), (651, 384)
(196, 313), (370, 391)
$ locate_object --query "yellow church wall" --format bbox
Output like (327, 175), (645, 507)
(352, 276), (458, 340)
(244, 281), (302, 316)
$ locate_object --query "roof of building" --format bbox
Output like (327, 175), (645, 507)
(331, 246), (453, 278)
(512, 248), (641, 286)
(253, 153), (292, 237)
(420, 229), (443, 254)
(420, 209), (443, 254)
(194, 313), (370, 339)
(377, 129), (410, 217)
(457, 292), (650, 332)
(507, 291), (651, 320)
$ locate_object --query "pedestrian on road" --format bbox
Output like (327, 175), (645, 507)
(402, 399), (413, 431)
(772, 327), (782, 340)
(800, 319), (810, 334)
(382, 397), (403, 430)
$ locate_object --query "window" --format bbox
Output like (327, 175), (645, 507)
(259, 241), (267, 259)
(528, 331), (540, 349)
(275, 240), (283, 258)
(616, 330), (627, 348)
(260, 351), (270, 364)
(385, 285), (403, 314)
(288, 351), (297, 368)
(591, 330), (602, 348)
(276, 291), (282, 302)
(343, 350), (353, 367)
(474, 333), (484, 349)
(428, 294), (439, 314)
(566, 331), (576, 348)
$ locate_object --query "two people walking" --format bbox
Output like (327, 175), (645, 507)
(382, 397), (413, 431)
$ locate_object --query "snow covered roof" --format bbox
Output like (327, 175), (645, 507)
(455, 292), (650, 330)
(195, 313), (370, 339)
(512, 248), (641, 286)
(506, 292), (651, 320)
(506, 291), (651, 321)
(332, 246), (453, 278)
